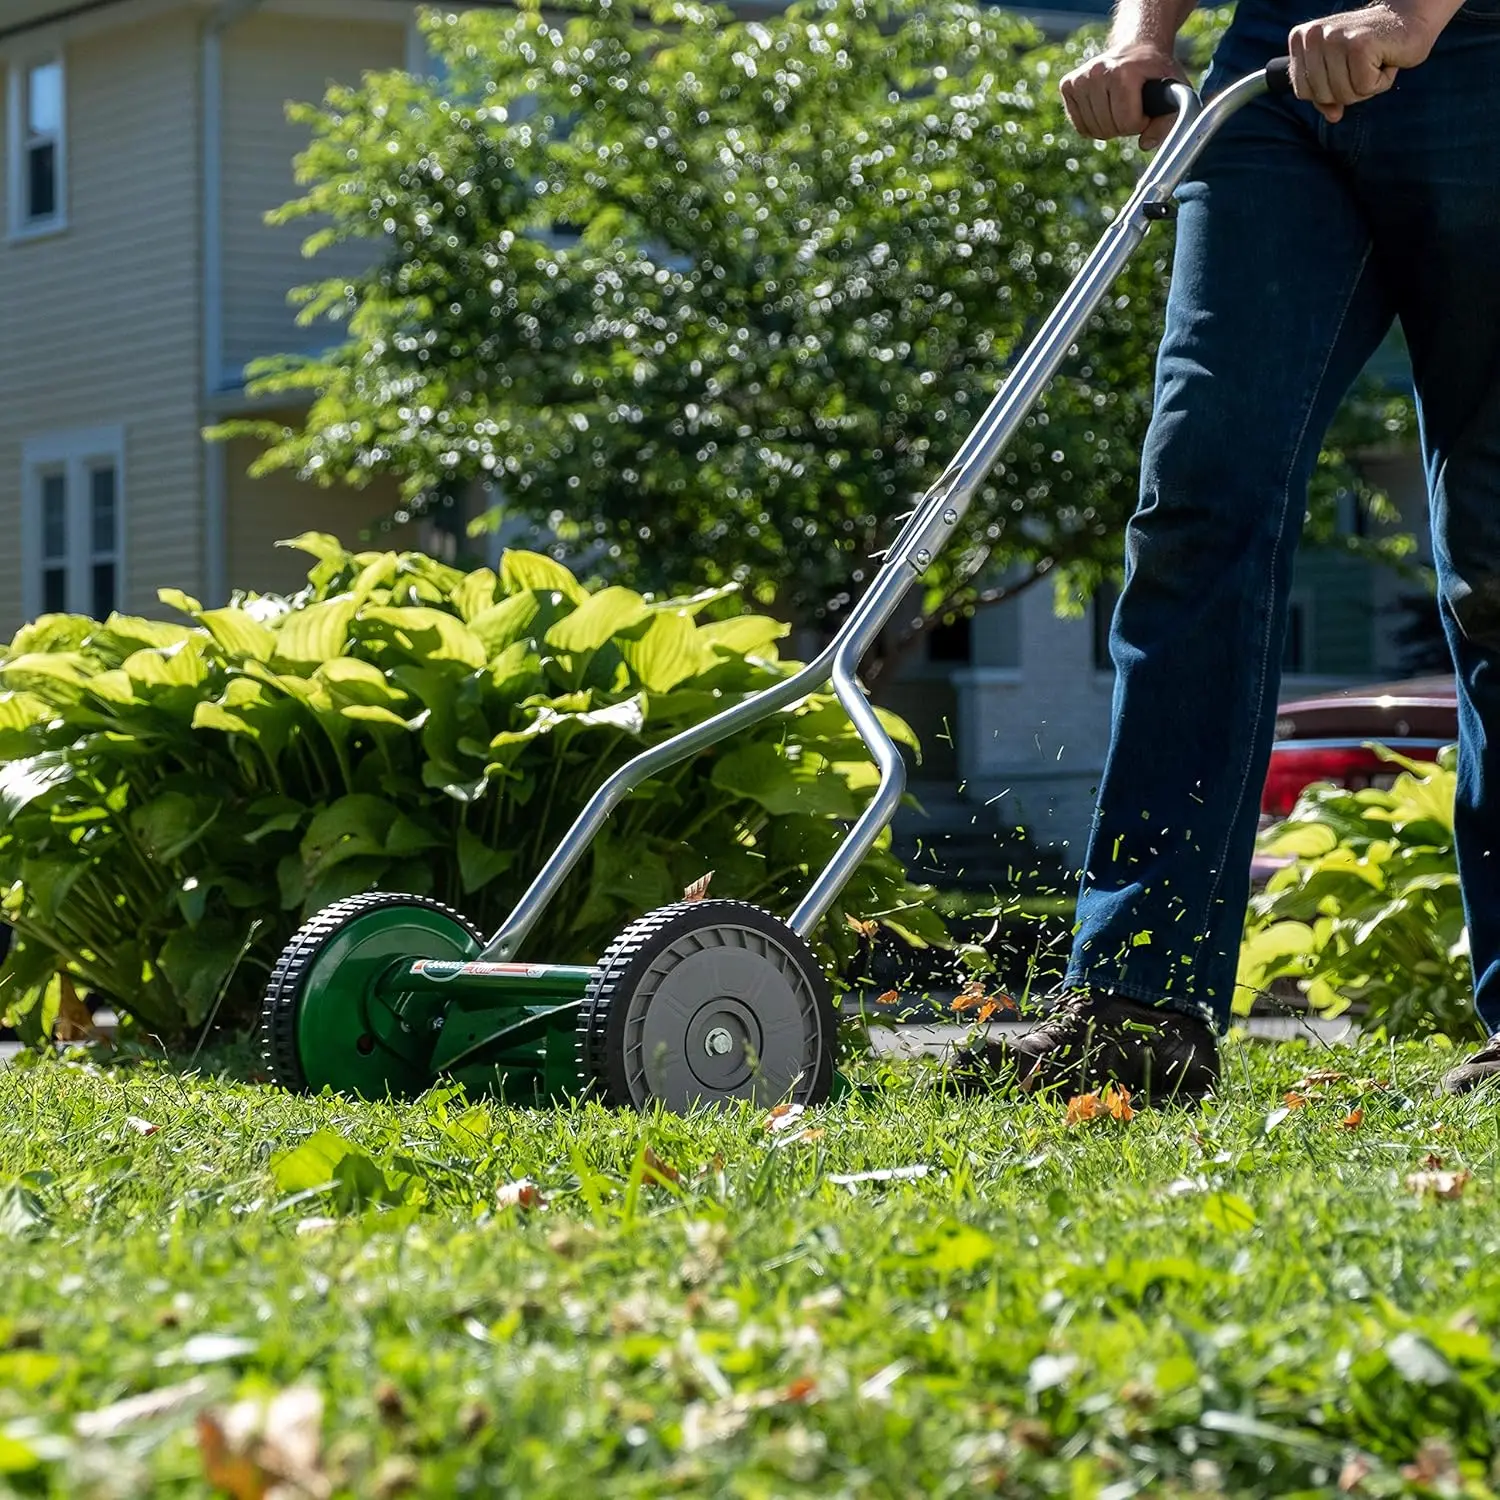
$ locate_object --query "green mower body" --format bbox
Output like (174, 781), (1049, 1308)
(259, 893), (839, 1111)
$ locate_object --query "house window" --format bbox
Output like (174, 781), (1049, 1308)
(1336, 491), (1368, 538)
(1283, 597), (1310, 674)
(39, 469), (68, 613)
(925, 613), (973, 664)
(22, 428), (124, 619)
(8, 56), (66, 234)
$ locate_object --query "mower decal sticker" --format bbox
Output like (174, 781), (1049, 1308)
(409, 959), (554, 979)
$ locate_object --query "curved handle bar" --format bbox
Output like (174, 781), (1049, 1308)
(1143, 57), (1292, 118)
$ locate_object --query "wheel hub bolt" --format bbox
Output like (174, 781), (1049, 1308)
(704, 1026), (735, 1057)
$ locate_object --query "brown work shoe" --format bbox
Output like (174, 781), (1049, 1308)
(947, 990), (1219, 1105)
(1441, 1032), (1500, 1094)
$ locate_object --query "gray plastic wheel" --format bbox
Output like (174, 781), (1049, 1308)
(578, 900), (836, 1111)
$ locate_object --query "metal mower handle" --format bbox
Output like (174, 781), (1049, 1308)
(1143, 57), (1293, 117)
(478, 62), (1291, 964)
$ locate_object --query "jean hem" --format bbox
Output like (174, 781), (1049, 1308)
(1059, 972), (1225, 1034)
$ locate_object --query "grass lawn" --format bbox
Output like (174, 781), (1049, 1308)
(3, 1035), (1500, 1498)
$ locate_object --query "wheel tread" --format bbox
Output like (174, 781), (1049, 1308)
(576, 900), (835, 1110)
(259, 892), (482, 1094)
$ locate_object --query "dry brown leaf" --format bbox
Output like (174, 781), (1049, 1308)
(1065, 1093), (1103, 1126)
(1283, 1091), (1308, 1110)
(126, 1115), (159, 1137)
(682, 871), (714, 903)
(845, 914), (878, 939)
(546, 1225), (597, 1259)
(1400, 1437), (1458, 1486)
(198, 1416), (268, 1500)
(1338, 1453), (1372, 1492)
(975, 1000), (999, 1024)
(783, 1377), (817, 1403)
(1294, 1069), (1346, 1089)
(958, 980), (987, 1001)
(371, 1456), (421, 1499)
(874, 989), (899, 1007)
(496, 1179), (544, 1210)
(373, 1381), (406, 1424)
(1340, 1108), (1364, 1131)
(53, 975), (97, 1044)
(764, 1103), (806, 1134)
(1422, 1151), (1445, 1170)
(458, 1401), (490, 1440)
(1406, 1168), (1470, 1200)
(641, 1148), (680, 1187)
(197, 1385), (328, 1500)
(951, 991), (982, 1014)
(1010, 1418), (1053, 1454)
(1103, 1084), (1135, 1122)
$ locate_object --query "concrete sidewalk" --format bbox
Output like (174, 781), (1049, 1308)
(867, 1014), (1358, 1061)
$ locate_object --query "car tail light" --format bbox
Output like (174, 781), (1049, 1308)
(1261, 742), (1441, 820)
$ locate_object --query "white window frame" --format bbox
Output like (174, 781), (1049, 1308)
(21, 427), (126, 620)
(6, 50), (68, 241)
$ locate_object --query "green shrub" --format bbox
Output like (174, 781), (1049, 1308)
(0, 537), (940, 1043)
(1236, 745), (1476, 1038)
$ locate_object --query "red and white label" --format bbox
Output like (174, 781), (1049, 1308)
(409, 959), (553, 978)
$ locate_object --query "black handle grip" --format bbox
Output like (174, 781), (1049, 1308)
(1141, 78), (1182, 118)
(1145, 58), (1292, 118)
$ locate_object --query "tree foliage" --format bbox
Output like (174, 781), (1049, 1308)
(223, 0), (1417, 653)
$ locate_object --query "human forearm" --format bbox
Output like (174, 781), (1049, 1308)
(1109, 0), (1201, 51)
(1382, 0), (1469, 44)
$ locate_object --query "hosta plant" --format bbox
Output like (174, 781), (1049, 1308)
(1236, 745), (1477, 1038)
(0, 537), (940, 1043)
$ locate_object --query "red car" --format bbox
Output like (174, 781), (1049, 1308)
(1253, 673), (1456, 881)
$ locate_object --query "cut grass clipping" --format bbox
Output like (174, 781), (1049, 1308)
(1, 1036), (1498, 1496)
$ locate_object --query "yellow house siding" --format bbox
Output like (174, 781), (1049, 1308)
(0, 9), (202, 632)
(222, 433), (417, 599)
(219, 10), (405, 388)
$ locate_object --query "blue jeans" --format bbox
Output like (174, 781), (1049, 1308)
(1066, 0), (1500, 1031)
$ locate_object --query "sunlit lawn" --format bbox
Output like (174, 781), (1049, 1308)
(2, 1034), (1498, 1497)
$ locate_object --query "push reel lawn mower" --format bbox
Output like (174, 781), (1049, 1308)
(259, 61), (1294, 1113)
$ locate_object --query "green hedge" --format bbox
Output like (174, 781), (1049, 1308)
(1237, 746), (1476, 1038)
(0, 537), (939, 1043)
